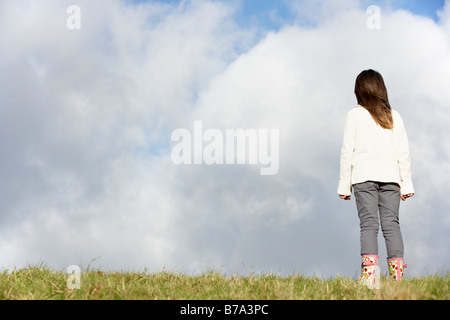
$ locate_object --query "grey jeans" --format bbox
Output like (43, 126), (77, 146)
(353, 181), (404, 259)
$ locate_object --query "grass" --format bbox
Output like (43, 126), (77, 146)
(0, 264), (448, 300)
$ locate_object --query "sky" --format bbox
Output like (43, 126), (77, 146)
(0, 0), (449, 279)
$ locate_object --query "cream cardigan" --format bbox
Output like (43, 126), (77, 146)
(337, 105), (414, 196)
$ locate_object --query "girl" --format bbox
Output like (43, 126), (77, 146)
(337, 69), (414, 287)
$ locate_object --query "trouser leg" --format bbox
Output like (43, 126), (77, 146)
(354, 181), (380, 256)
(378, 182), (403, 259)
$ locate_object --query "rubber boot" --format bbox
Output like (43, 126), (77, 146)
(358, 255), (380, 289)
(388, 258), (407, 283)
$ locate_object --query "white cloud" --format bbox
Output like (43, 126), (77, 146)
(0, 0), (448, 277)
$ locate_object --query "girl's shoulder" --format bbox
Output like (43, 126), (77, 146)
(391, 109), (406, 129)
(391, 109), (403, 122)
(349, 105), (369, 117)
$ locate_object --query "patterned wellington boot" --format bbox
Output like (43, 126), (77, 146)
(388, 258), (407, 283)
(358, 255), (380, 289)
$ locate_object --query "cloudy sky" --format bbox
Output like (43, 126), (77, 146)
(1, 0), (449, 278)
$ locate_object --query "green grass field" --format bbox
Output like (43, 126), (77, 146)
(0, 265), (448, 300)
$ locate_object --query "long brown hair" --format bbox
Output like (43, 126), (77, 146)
(354, 69), (393, 129)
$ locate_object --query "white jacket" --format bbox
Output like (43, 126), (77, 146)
(337, 105), (414, 196)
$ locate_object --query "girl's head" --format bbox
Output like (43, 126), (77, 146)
(354, 69), (393, 129)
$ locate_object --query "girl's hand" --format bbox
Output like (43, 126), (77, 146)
(339, 195), (351, 200)
(401, 193), (414, 201)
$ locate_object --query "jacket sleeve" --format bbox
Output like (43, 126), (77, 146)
(337, 111), (356, 196)
(395, 114), (414, 195)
